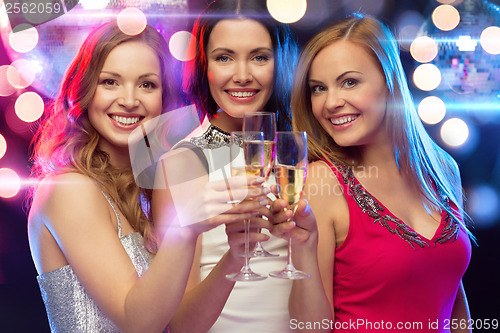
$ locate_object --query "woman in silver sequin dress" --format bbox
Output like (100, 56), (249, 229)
(26, 22), (236, 332)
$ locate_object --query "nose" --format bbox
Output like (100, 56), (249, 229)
(117, 86), (140, 109)
(232, 61), (252, 84)
(324, 89), (345, 111)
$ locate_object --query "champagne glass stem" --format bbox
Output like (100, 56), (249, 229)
(242, 219), (251, 272)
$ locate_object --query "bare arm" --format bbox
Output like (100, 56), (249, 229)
(271, 161), (345, 332)
(28, 172), (199, 333)
(153, 147), (271, 333)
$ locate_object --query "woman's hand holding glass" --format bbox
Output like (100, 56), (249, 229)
(225, 131), (270, 281)
(269, 131), (310, 279)
(242, 111), (279, 257)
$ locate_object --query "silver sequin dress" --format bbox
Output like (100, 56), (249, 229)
(37, 192), (154, 332)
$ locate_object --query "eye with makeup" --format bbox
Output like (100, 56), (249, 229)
(215, 54), (231, 63)
(253, 53), (272, 63)
(100, 78), (118, 87)
(140, 81), (159, 90)
(341, 78), (358, 89)
(310, 84), (326, 95)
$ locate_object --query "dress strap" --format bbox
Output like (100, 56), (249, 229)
(100, 191), (122, 238)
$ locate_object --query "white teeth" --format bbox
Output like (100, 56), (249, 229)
(111, 115), (140, 125)
(228, 91), (256, 98)
(330, 115), (358, 125)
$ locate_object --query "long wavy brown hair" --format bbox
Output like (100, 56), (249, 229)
(27, 22), (178, 252)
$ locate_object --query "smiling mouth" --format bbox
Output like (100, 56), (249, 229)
(110, 115), (142, 126)
(226, 91), (258, 98)
(330, 115), (358, 125)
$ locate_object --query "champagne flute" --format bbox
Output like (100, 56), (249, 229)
(243, 111), (279, 257)
(226, 131), (268, 281)
(269, 131), (310, 280)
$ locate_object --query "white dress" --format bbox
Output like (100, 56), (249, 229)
(174, 116), (293, 333)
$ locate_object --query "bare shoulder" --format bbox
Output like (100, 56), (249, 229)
(305, 160), (349, 246)
(29, 172), (109, 227)
(305, 160), (344, 201)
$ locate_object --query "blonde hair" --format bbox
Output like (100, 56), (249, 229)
(292, 14), (474, 238)
(28, 22), (178, 252)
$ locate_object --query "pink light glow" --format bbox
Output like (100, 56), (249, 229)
(0, 134), (6, 160)
(0, 168), (21, 198)
(15, 92), (44, 123)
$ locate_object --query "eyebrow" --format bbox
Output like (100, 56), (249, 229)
(100, 71), (160, 79)
(309, 70), (362, 84)
(209, 47), (273, 55)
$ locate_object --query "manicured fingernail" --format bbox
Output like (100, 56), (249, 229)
(263, 187), (271, 194)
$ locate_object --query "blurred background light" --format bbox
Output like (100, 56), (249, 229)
(396, 10), (425, 51)
(7, 59), (36, 89)
(0, 65), (17, 96)
(480, 26), (500, 54)
(169, 30), (195, 62)
(0, 0), (189, 99)
(432, 4), (461, 31)
(266, 0), (307, 24)
(418, 96), (447, 124)
(14, 92), (44, 123)
(411, 36), (438, 62)
(0, 168), (21, 198)
(468, 184), (500, 228)
(0, 133), (6, 160)
(8, 24), (39, 53)
(117, 7), (147, 36)
(440, 117), (469, 146)
(413, 63), (442, 91)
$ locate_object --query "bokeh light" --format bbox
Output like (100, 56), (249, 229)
(413, 64), (442, 91)
(418, 96), (446, 124)
(169, 31), (195, 62)
(7, 59), (36, 89)
(440, 118), (469, 146)
(0, 65), (17, 97)
(468, 184), (499, 228)
(0, 134), (6, 160)
(266, 0), (307, 24)
(0, 168), (21, 198)
(432, 5), (460, 31)
(410, 36), (438, 63)
(9, 24), (39, 53)
(117, 7), (147, 36)
(15, 92), (44, 123)
(480, 26), (500, 55)
(396, 10), (425, 51)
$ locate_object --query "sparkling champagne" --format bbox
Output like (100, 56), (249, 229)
(275, 164), (306, 205)
(243, 140), (265, 177)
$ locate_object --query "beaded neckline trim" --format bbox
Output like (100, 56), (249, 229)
(334, 162), (459, 249)
(189, 124), (231, 149)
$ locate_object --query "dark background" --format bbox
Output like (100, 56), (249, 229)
(0, 0), (498, 331)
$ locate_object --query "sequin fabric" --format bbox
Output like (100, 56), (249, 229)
(334, 162), (459, 248)
(37, 193), (154, 332)
(189, 124), (232, 149)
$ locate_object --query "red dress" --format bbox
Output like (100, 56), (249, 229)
(323, 159), (472, 332)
